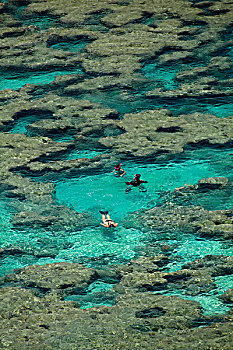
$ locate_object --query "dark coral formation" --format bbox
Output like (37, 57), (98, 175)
(99, 111), (233, 157)
(0, 257), (233, 349)
(124, 177), (233, 239)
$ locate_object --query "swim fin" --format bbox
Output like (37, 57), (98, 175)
(99, 210), (108, 214)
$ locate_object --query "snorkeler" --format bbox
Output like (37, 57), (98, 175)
(99, 211), (118, 228)
(111, 163), (126, 177)
(126, 174), (148, 187)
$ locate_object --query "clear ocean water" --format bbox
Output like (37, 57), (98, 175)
(0, 1), (233, 314)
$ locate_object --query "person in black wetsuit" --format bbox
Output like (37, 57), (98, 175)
(126, 174), (148, 187)
(99, 211), (118, 228)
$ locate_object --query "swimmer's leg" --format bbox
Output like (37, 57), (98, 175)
(100, 210), (108, 221)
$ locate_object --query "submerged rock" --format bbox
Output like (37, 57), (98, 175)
(198, 177), (229, 189)
(1, 0), (233, 347)
(0, 262), (98, 296)
(219, 289), (233, 304)
(124, 177), (233, 239)
(11, 204), (95, 231)
(115, 255), (233, 299)
(0, 258), (232, 349)
(166, 255), (233, 296)
(115, 256), (169, 292)
(99, 110), (233, 158)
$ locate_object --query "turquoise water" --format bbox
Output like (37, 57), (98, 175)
(166, 236), (233, 272)
(0, 68), (83, 91)
(64, 280), (116, 309)
(53, 147), (233, 315)
(21, 16), (58, 29)
(141, 63), (180, 90)
(55, 148), (233, 220)
(63, 149), (106, 160)
(155, 274), (233, 315)
(206, 102), (233, 118)
(55, 226), (146, 264)
(0, 147), (232, 309)
(55, 159), (213, 219)
(2, 1), (58, 29)
(72, 86), (233, 118)
(0, 4), (233, 316)
(7, 111), (54, 135)
(0, 199), (13, 234)
(49, 41), (88, 52)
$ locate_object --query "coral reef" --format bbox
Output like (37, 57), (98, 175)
(0, 0), (233, 348)
(0, 256), (233, 349)
(124, 177), (233, 239)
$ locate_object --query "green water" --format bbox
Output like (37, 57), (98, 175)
(166, 236), (233, 272)
(72, 85), (233, 118)
(21, 16), (58, 29)
(53, 148), (233, 315)
(0, 145), (231, 313)
(2, 1), (59, 29)
(7, 111), (54, 135)
(0, 199), (13, 234)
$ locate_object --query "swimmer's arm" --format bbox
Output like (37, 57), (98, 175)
(120, 169), (126, 176)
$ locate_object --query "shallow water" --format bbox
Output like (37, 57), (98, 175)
(154, 273), (233, 315)
(0, 67), (83, 91)
(0, 2), (233, 315)
(141, 62), (180, 90)
(206, 101), (233, 117)
(7, 110), (54, 135)
(72, 87), (233, 118)
(166, 236), (233, 272)
(64, 280), (116, 309)
(49, 41), (89, 52)
(55, 148), (233, 218)
(2, 148), (232, 278)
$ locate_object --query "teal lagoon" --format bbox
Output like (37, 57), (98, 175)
(55, 148), (233, 220)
